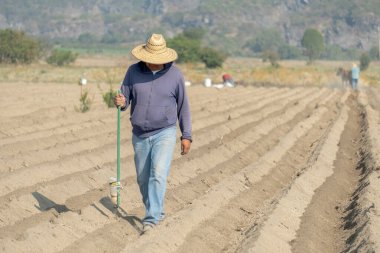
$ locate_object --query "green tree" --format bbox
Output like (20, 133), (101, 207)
(167, 28), (205, 63)
(167, 34), (201, 63)
(343, 47), (360, 60)
(278, 44), (302, 59)
(262, 50), (280, 68)
(47, 49), (78, 66)
(167, 28), (227, 67)
(301, 28), (324, 63)
(183, 28), (205, 41)
(369, 46), (379, 60)
(101, 31), (124, 44)
(200, 47), (226, 68)
(360, 52), (371, 71)
(77, 33), (98, 44)
(0, 29), (41, 64)
(245, 29), (284, 53)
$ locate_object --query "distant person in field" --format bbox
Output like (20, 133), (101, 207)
(114, 34), (192, 234)
(351, 63), (360, 90)
(222, 73), (235, 87)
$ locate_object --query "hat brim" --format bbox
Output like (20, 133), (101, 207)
(131, 44), (178, 64)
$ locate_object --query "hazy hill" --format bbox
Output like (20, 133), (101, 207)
(0, 0), (379, 55)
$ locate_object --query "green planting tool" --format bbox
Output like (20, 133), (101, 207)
(116, 90), (121, 208)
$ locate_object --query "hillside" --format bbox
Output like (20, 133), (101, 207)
(0, 0), (379, 55)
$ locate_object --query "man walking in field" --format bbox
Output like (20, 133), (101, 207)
(114, 34), (192, 233)
(351, 63), (360, 90)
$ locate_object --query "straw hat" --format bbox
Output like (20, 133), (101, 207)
(131, 34), (178, 64)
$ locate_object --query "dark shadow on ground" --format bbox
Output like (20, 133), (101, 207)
(99, 196), (143, 234)
(32, 192), (71, 213)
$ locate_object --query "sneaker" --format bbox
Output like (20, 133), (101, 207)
(159, 213), (166, 222)
(142, 223), (155, 234)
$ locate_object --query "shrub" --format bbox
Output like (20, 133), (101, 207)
(0, 29), (41, 64)
(101, 31), (124, 44)
(183, 28), (205, 41)
(167, 34), (202, 63)
(369, 46), (379, 60)
(47, 49), (78, 66)
(245, 29), (284, 53)
(278, 44), (302, 59)
(103, 89), (117, 108)
(262, 50), (280, 68)
(322, 45), (346, 60)
(301, 28), (324, 63)
(168, 28), (227, 68)
(75, 90), (92, 113)
(77, 33), (98, 44)
(200, 47), (226, 68)
(360, 52), (371, 71)
(94, 69), (122, 108)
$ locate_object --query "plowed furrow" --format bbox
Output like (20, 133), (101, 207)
(0, 87), (262, 148)
(0, 87), (280, 172)
(0, 87), (328, 252)
(61, 91), (334, 253)
(189, 87), (267, 113)
(192, 87), (283, 120)
(241, 93), (349, 253)
(176, 93), (344, 253)
(0, 87), (316, 231)
(0, 87), (255, 138)
(290, 94), (361, 253)
(119, 91), (347, 253)
(0, 88), (309, 197)
(0, 88), (315, 229)
(349, 90), (380, 252)
(0, 112), (116, 145)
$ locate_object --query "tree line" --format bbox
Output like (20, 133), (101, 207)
(0, 29), (77, 66)
(0, 27), (377, 70)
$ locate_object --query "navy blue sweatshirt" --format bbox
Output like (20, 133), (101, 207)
(120, 61), (192, 141)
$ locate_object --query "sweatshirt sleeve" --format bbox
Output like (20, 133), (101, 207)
(120, 68), (132, 111)
(176, 74), (192, 141)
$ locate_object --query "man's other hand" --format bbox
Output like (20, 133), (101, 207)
(114, 93), (126, 108)
(181, 139), (191, 155)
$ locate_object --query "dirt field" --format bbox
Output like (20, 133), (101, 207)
(1, 80), (380, 253)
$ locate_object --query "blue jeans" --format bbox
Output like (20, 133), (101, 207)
(132, 126), (176, 225)
(351, 78), (358, 90)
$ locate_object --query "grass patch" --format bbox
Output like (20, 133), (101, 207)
(0, 55), (378, 88)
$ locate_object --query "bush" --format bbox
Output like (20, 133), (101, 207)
(301, 28), (324, 63)
(343, 47), (361, 60)
(182, 28), (205, 41)
(167, 34), (202, 63)
(103, 89), (117, 108)
(200, 47), (226, 68)
(369, 46), (379, 60)
(101, 31), (124, 44)
(262, 50), (280, 68)
(322, 45), (346, 60)
(0, 29), (41, 64)
(278, 45), (302, 59)
(47, 49), (78, 66)
(245, 29), (284, 53)
(75, 90), (92, 113)
(360, 52), (371, 71)
(168, 28), (227, 68)
(77, 33), (99, 45)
